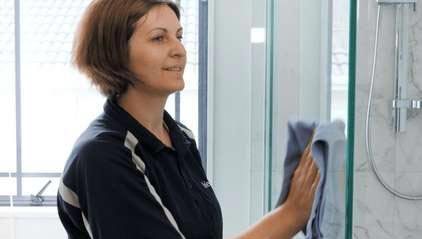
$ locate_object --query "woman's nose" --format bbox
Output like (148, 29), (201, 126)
(170, 39), (186, 58)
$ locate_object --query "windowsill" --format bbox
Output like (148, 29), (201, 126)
(0, 207), (58, 218)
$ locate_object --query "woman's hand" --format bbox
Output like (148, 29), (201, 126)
(284, 131), (320, 227)
(232, 131), (320, 239)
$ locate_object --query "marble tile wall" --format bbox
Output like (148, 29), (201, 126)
(354, 1), (422, 238)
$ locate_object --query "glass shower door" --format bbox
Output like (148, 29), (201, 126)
(265, 0), (354, 238)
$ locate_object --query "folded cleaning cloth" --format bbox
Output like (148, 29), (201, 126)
(275, 120), (346, 239)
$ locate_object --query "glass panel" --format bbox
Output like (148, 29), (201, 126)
(19, 0), (103, 173)
(22, 177), (60, 196)
(251, 0), (269, 223)
(269, 0), (350, 238)
(331, 0), (350, 127)
(0, 0), (17, 173)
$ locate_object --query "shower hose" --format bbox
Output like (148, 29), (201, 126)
(366, 4), (422, 200)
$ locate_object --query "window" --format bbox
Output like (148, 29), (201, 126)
(0, 0), (206, 207)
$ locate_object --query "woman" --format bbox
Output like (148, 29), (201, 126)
(57, 1), (320, 238)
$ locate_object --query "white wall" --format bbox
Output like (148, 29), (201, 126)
(0, 208), (66, 239)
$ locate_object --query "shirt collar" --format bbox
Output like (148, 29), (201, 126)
(104, 98), (191, 155)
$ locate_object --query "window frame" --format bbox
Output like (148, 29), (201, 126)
(0, 0), (208, 207)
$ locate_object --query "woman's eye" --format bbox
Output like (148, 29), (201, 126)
(152, 35), (183, 42)
(152, 36), (164, 42)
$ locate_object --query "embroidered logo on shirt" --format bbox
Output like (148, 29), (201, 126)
(201, 181), (211, 189)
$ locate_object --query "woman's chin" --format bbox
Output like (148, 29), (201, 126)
(164, 81), (185, 95)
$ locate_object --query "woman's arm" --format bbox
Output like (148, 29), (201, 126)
(233, 138), (320, 239)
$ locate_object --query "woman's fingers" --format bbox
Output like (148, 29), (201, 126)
(305, 148), (313, 167)
(297, 146), (309, 168)
(314, 171), (320, 188)
(294, 130), (317, 183)
(304, 131), (315, 163)
(307, 159), (318, 182)
(298, 140), (312, 167)
(309, 129), (316, 142)
(310, 171), (320, 195)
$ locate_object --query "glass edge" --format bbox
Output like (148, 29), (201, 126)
(346, 0), (357, 238)
(264, 0), (275, 213)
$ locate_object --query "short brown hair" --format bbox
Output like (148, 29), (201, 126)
(72, 0), (181, 97)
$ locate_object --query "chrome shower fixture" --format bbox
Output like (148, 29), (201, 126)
(366, 0), (422, 200)
(376, 0), (418, 133)
(377, 0), (416, 4)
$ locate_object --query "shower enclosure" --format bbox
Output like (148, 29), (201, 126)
(263, 0), (422, 238)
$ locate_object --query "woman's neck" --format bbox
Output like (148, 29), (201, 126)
(117, 86), (168, 137)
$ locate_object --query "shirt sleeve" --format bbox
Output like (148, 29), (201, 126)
(74, 139), (182, 239)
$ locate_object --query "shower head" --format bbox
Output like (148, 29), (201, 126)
(376, 0), (416, 3)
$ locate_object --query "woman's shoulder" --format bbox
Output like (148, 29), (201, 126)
(66, 120), (132, 169)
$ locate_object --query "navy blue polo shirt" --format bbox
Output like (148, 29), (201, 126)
(57, 98), (223, 239)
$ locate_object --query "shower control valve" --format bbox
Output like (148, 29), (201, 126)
(376, 0), (416, 4)
(392, 99), (422, 109)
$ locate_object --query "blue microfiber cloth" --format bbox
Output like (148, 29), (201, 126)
(275, 120), (346, 239)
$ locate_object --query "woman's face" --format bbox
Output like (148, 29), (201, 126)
(128, 5), (186, 96)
